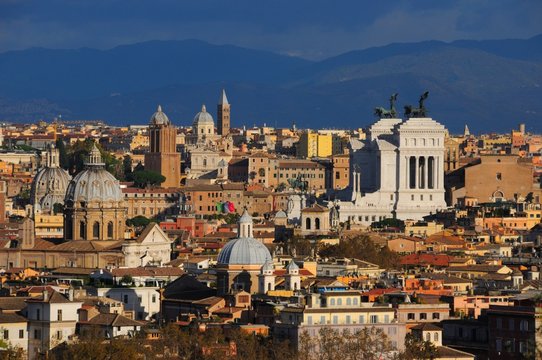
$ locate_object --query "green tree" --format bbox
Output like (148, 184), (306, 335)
(123, 155), (133, 181)
(402, 333), (439, 360)
(131, 170), (166, 188)
(52, 203), (64, 215)
(126, 216), (152, 228)
(55, 139), (69, 170)
(318, 234), (401, 270)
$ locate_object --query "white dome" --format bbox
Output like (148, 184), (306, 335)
(193, 104), (214, 127)
(150, 105), (170, 126)
(217, 237), (272, 266)
(31, 167), (70, 213)
(64, 144), (123, 204)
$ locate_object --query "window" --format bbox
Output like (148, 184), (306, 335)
(432, 313), (440, 320)
(346, 315), (351, 324)
(18, 330), (23, 339)
(496, 339), (502, 352)
(370, 315), (378, 324)
(426, 333), (431, 341)
(520, 320), (529, 331)
(337, 298), (342, 306)
(315, 218), (320, 230)
(330, 299), (335, 306)
(519, 341), (528, 354)
(320, 316), (325, 324)
(36, 309), (41, 321)
(123, 295), (129, 304)
(332, 316), (338, 325)
(407, 313), (415, 320)
(307, 316), (312, 325)
(496, 172), (502, 180)
(434, 332), (439, 342)
(509, 319), (514, 330)
(152, 295), (156, 303)
(93, 221), (100, 239)
(3, 330), (8, 340)
(353, 298), (358, 305)
(57, 331), (63, 340)
(107, 222), (114, 238)
(359, 315), (365, 324)
(346, 298), (351, 306)
(34, 329), (41, 340)
(384, 315), (390, 323)
(58, 309), (63, 321)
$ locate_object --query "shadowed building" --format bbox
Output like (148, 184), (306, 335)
(144, 105), (181, 188)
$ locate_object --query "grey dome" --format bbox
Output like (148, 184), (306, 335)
(193, 104), (214, 127)
(30, 167), (70, 213)
(217, 237), (272, 266)
(64, 144), (123, 204)
(150, 105), (170, 126)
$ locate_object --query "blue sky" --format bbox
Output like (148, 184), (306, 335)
(1, 0), (541, 59)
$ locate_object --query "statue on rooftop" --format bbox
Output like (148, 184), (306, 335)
(374, 93), (398, 118)
(404, 91), (429, 118)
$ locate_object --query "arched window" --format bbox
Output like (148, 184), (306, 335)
(93, 222), (100, 239)
(315, 218), (321, 230)
(337, 298), (342, 306)
(294, 282), (298, 290)
(203, 158), (207, 167)
(79, 221), (86, 240)
(330, 299), (335, 306)
(268, 283), (271, 291)
(426, 333), (431, 341)
(306, 217), (311, 230)
(434, 332), (439, 342)
(346, 298), (351, 306)
(107, 222), (114, 238)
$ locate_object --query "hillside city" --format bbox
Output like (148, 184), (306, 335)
(0, 89), (540, 359)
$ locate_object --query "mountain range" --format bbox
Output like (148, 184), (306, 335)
(1, 35), (541, 133)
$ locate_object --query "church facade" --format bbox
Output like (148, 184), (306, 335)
(336, 117), (447, 225)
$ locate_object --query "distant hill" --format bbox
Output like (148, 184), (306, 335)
(0, 35), (541, 133)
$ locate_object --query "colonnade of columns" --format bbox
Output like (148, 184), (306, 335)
(406, 155), (439, 190)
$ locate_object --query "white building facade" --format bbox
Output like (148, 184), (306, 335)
(337, 117), (447, 225)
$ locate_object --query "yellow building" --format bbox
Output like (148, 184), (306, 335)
(34, 214), (64, 238)
(130, 131), (149, 151)
(297, 132), (332, 158)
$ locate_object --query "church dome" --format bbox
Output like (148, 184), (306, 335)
(150, 105), (170, 126)
(30, 144), (71, 214)
(64, 144), (123, 205)
(31, 167), (70, 213)
(193, 104), (214, 127)
(217, 209), (272, 266)
(217, 237), (272, 265)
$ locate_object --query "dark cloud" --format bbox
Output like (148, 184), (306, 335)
(1, 0), (541, 58)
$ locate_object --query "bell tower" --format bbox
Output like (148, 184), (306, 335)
(145, 105), (181, 188)
(217, 89), (230, 136)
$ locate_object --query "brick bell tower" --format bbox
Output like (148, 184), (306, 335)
(217, 89), (230, 136)
(144, 105), (181, 188)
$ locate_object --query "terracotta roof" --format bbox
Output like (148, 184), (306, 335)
(400, 254), (452, 267)
(0, 297), (29, 311)
(436, 346), (475, 358)
(86, 313), (143, 327)
(301, 204), (328, 213)
(411, 323), (442, 331)
(0, 313), (27, 323)
(192, 296), (224, 306)
(26, 290), (75, 304)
